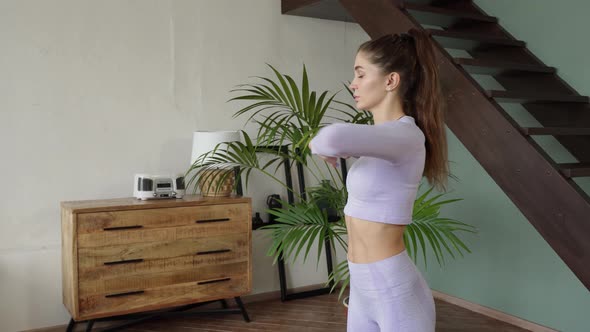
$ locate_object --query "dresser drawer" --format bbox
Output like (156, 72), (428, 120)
(78, 274), (250, 320)
(79, 260), (248, 297)
(76, 203), (250, 248)
(78, 241), (249, 282)
(77, 203), (249, 235)
(77, 215), (249, 248)
(78, 232), (248, 269)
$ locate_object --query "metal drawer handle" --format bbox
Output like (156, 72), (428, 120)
(195, 218), (230, 224)
(103, 225), (143, 231)
(105, 290), (145, 298)
(196, 249), (231, 255)
(198, 277), (231, 285)
(104, 258), (144, 265)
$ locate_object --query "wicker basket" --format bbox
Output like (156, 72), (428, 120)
(198, 168), (235, 197)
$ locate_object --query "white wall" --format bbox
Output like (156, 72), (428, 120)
(0, 1), (368, 330)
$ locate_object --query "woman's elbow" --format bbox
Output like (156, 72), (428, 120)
(312, 126), (346, 156)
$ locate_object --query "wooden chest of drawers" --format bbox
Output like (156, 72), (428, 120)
(61, 195), (252, 321)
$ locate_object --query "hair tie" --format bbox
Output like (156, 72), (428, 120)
(400, 33), (414, 44)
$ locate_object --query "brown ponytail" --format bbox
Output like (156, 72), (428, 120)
(358, 29), (449, 191)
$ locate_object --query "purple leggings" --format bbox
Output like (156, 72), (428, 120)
(347, 250), (436, 332)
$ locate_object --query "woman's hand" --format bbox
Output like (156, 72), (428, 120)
(321, 156), (340, 168)
(309, 141), (346, 168)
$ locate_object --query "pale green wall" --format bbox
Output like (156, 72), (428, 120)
(416, 1), (590, 331)
(420, 131), (590, 332)
(475, 0), (590, 97)
(474, 0), (590, 194)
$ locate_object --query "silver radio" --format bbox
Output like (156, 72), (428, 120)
(133, 174), (185, 200)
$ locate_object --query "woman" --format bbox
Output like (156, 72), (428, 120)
(309, 28), (448, 332)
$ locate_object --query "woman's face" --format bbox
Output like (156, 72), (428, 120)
(348, 51), (390, 111)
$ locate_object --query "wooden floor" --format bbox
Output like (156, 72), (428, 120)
(56, 292), (529, 332)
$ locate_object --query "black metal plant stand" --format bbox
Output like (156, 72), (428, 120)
(66, 297), (249, 332)
(236, 145), (348, 302)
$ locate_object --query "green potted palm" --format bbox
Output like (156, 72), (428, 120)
(186, 64), (477, 306)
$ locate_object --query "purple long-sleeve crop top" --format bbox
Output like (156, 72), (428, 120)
(310, 115), (425, 225)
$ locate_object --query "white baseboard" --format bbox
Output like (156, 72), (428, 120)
(432, 290), (559, 332)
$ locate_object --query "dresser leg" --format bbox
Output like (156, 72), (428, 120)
(85, 320), (95, 332)
(66, 318), (76, 332)
(234, 296), (250, 322)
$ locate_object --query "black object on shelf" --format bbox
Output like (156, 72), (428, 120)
(235, 145), (349, 302)
(252, 212), (264, 228)
(266, 194), (282, 224)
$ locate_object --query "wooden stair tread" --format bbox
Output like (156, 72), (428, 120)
(454, 58), (556, 75)
(427, 29), (525, 45)
(404, 0), (471, 4)
(426, 29), (525, 50)
(558, 163), (590, 178)
(487, 90), (590, 103)
(520, 127), (590, 136)
(281, 0), (354, 22)
(403, 3), (497, 27)
(404, 3), (496, 21)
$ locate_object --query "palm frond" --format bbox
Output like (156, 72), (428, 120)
(259, 198), (347, 268)
(327, 260), (350, 300)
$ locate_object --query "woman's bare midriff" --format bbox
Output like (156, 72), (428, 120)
(345, 214), (406, 264)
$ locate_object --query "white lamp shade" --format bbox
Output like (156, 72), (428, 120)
(191, 130), (241, 165)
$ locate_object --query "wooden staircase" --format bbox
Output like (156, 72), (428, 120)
(282, 0), (590, 290)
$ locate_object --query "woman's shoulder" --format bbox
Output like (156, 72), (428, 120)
(384, 116), (425, 141)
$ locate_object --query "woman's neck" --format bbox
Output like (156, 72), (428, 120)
(371, 97), (406, 125)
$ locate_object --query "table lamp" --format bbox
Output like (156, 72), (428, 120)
(191, 130), (241, 197)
